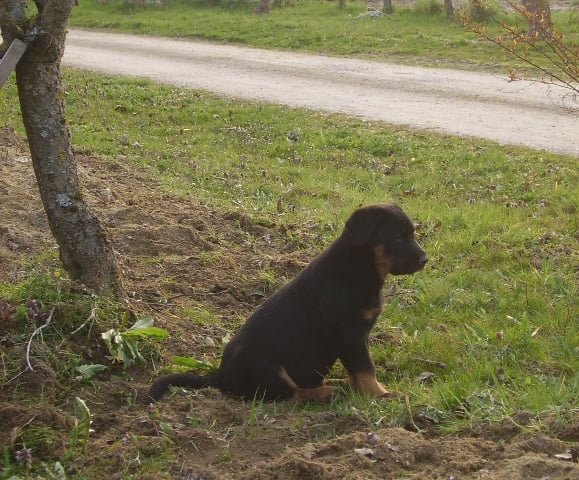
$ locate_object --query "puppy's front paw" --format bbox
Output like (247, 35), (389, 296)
(380, 390), (406, 400)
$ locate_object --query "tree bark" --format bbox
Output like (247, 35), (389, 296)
(444, 0), (454, 19)
(253, 0), (271, 14)
(383, 0), (393, 14)
(522, 0), (552, 40)
(1, 0), (121, 296)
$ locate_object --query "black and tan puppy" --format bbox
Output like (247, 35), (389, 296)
(147, 203), (427, 403)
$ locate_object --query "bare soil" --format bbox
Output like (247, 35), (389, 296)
(1, 126), (578, 478)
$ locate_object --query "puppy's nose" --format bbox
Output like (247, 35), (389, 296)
(419, 253), (428, 267)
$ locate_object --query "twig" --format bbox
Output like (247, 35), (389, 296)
(71, 305), (98, 335)
(383, 289), (417, 298)
(404, 394), (423, 434)
(25, 306), (55, 371)
(22, 415), (38, 429)
(414, 357), (448, 369)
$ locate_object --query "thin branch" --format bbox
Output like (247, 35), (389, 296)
(404, 394), (423, 433)
(384, 289), (417, 298)
(25, 306), (55, 371)
(70, 304), (98, 335)
(463, 1), (579, 94)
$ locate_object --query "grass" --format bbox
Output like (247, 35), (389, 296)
(67, 0), (579, 72)
(1, 68), (577, 431)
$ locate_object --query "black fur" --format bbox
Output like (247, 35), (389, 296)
(147, 203), (427, 403)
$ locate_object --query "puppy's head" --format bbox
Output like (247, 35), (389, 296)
(344, 203), (427, 277)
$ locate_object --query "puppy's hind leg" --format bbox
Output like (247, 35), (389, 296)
(221, 352), (334, 402)
(216, 349), (295, 401)
(278, 368), (339, 402)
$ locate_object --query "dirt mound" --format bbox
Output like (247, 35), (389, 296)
(238, 429), (578, 480)
(1, 126), (577, 478)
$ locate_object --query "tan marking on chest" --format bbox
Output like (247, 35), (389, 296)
(360, 306), (383, 322)
(373, 244), (392, 282)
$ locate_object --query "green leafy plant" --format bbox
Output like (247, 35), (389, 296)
(70, 397), (92, 455)
(170, 355), (214, 372)
(101, 316), (168, 368)
(147, 403), (174, 437)
(75, 363), (107, 382)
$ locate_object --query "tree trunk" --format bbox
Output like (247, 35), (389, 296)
(522, 0), (552, 40)
(383, 0), (393, 14)
(444, 0), (454, 19)
(2, 0), (121, 296)
(253, 0), (271, 14)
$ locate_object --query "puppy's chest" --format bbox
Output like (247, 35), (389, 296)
(358, 293), (384, 324)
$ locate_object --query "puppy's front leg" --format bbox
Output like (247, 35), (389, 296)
(346, 370), (390, 397)
(340, 340), (393, 398)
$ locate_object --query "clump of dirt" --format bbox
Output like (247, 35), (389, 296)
(1, 126), (577, 479)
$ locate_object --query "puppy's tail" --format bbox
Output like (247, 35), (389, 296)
(146, 372), (219, 403)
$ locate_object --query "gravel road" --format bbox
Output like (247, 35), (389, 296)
(63, 29), (577, 156)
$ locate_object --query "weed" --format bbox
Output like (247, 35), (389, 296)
(216, 449), (232, 463)
(179, 301), (221, 327)
(168, 355), (215, 373)
(101, 316), (169, 368)
(70, 397), (92, 454)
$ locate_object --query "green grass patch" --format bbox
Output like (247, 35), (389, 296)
(1, 67), (577, 436)
(68, 0), (579, 71)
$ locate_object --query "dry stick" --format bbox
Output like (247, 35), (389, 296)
(70, 305), (98, 335)
(25, 306), (56, 371)
(414, 357), (448, 369)
(404, 394), (423, 434)
(384, 289), (417, 298)
(22, 414), (38, 429)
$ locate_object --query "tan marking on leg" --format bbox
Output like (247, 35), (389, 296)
(347, 370), (390, 398)
(279, 366), (299, 391)
(295, 385), (339, 402)
(279, 367), (337, 402)
(373, 245), (392, 282)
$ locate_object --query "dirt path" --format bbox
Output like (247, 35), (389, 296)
(63, 29), (578, 157)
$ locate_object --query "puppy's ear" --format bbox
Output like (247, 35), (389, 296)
(344, 206), (381, 246)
